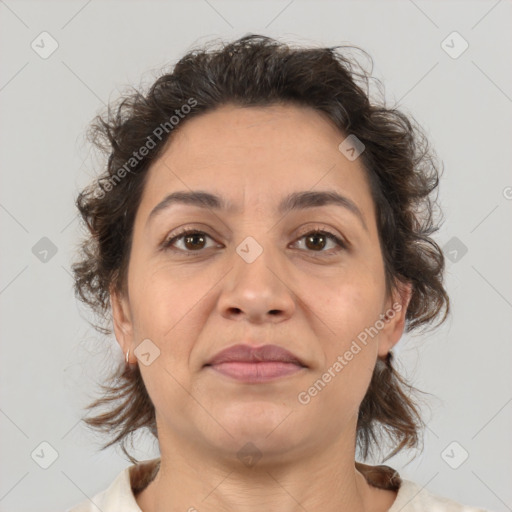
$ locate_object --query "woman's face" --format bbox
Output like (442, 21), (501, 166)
(112, 104), (410, 463)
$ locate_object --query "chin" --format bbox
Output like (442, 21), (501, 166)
(211, 401), (304, 450)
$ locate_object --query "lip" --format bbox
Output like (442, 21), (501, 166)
(204, 344), (307, 383)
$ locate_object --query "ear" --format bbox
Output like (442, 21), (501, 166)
(110, 285), (135, 363)
(377, 280), (412, 358)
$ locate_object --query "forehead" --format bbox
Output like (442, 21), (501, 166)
(138, 104), (375, 223)
(161, 104), (347, 168)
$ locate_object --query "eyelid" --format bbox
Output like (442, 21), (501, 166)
(160, 225), (220, 252)
(161, 224), (349, 253)
(292, 225), (349, 253)
(294, 224), (347, 244)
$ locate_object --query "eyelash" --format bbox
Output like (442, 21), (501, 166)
(161, 226), (347, 256)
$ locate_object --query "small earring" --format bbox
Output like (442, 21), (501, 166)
(126, 349), (130, 364)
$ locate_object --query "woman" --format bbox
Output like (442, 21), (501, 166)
(68, 35), (487, 511)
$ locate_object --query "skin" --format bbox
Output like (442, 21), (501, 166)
(111, 104), (412, 512)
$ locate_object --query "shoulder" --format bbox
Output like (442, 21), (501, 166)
(65, 466), (133, 512)
(65, 458), (159, 512)
(390, 479), (491, 512)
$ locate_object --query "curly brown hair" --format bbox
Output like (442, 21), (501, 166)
(72, 34), (449, 467)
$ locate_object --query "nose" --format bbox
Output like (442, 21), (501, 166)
(216, 239), (296, 324)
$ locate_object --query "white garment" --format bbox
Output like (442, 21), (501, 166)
(67, 459), (490, 512)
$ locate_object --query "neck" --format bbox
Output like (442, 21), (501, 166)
(135, 426), (397, 512)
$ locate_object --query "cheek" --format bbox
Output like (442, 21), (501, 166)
(306, 262), (386, 340)
(303, 257), (384, 392)
(131, 265), (205, 424)
(128, 254), (188, 330)
(127, 259), (215, 375)
(296, 342), (376, 442)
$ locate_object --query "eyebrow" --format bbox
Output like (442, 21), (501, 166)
(147, 190), (367, 231)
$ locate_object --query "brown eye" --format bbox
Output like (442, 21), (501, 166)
(162, 227), (346, 255)
(163, 229), (215, 252)
(182, 232), (207, 250)
(305, 232), (328, 251)
(294, 229), (346, 254)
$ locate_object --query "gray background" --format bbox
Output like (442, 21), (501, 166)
(0, 1), (511, 511)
